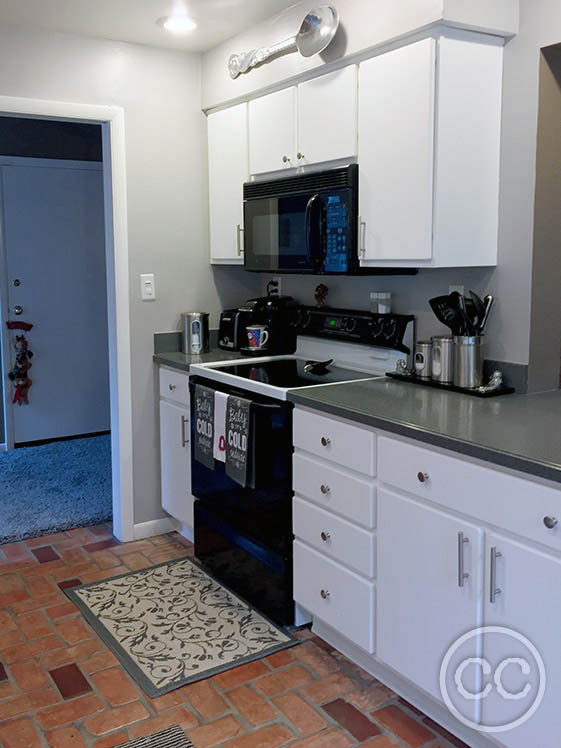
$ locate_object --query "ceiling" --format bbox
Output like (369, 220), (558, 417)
(0, 0), (298, 53)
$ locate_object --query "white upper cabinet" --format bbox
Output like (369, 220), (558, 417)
(249, 87), (297, 174)
(297, 66), (358, 166)
(208, 103), (248, 264)
(359, 36), (502, 268)
(358, 38), (435, 263)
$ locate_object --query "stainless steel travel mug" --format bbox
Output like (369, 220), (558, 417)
(183, 312), (210, 355)
(453, 336), (484, 388)
(431, 336), (454, 384)
(414, 341), (432, 379)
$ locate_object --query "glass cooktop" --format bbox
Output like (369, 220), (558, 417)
(213, 359), (374, 388)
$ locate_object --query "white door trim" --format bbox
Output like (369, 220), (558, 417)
(0, 95), (134, 541)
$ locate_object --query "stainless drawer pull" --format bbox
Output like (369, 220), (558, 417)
(320, 589), (330, 599)
(490, 546), (502, 603)
(320, 531), (331, 542)
(320, 484), (330, 495)
(181, 416), (189, 448)
(321, 437), (331, 447)
(458, 532), (469, 587)
(544, 516), (558, 529)
(168, 383), (176, 391)
(417, 471), (429, 483)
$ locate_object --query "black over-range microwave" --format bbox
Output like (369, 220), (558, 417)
(243, 165), (358, 274)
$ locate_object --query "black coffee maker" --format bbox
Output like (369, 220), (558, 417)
(237, 296), (298, 355)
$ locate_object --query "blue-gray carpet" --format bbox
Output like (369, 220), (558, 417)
(0, 435), (112, 544)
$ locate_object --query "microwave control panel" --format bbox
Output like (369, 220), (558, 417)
(324, 193), (349, 273)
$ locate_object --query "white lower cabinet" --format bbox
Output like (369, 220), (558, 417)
(377, 488), (484, 716)
(481, 533), (561, 748)
(159, 388), (193, 530)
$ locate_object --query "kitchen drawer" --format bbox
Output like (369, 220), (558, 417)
(159, 367), (189, 406)
(294, 540), (375, 652)
(379, 435), (561, 552)
(294, 497), (375, 577)
(293, 453), (376, 528)
(294, 408), (376, 476)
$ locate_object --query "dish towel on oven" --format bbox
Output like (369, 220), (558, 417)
(225, 394), (251, 487)
(194, 384), (215, 469)
(213, 391), (228, 463)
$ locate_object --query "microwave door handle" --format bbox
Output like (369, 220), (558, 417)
(305, 193), (319, 266)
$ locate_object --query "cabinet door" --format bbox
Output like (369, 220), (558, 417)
(208, 103), (248, 263)
(249, 87), (296, 174)
(160, 399), (193, 528)
(479, 533), (561, 748)
(358, 39), (435, 263)
(377, 488), (483, 716)
(297, 66), (358, 165)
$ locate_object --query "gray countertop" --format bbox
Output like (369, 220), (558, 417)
(153, 348), (243, 372)
(288, 378), (561, 484)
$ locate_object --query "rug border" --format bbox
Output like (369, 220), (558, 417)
(65, 553), (299, 698)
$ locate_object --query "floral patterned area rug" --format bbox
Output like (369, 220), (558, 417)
(66, 556), (297, 697)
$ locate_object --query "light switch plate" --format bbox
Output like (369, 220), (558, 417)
(140, 273), (156, 301)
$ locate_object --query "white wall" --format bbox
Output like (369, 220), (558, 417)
(0, 24), (260, 524)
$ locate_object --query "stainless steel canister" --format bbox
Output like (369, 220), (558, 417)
(431, 336), (454, 384)
(414, 341), (432, 379)
(183, 312), (209, 355)
(453, 335), (484, 388)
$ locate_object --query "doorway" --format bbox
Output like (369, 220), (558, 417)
(0, 97), (134, 542)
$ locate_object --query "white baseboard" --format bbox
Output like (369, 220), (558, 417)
(133, 517), (180, 540)
(179, 523), (194, 542)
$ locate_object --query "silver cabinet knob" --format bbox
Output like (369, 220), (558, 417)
(320, 484), (330, 495)
(320, 531), (331, 542)
(544, 516), (558, 529)
(321, 437), (331, 447)
(297, 152), (304, 160)
(320, 589), (330, 599)
(13, 305), (23, 316)
(417, 471), (429, 483)
(168, 384), (176, 391)
(282, 155), (291, 163)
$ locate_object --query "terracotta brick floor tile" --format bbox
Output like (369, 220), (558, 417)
(2, 543), (33, 563)
(0, 662), (8, 681)
(323, 697), (381, 742)
(0, 686), (60, 720)
(81, 650), (119, 675)
(0, 610), (17, 630)
(265, 649), (295, 668)
(398, 698), (426, 718)
(345, 681), (397, 711)
(9, 593), (61, 615)
(89, 523), (114, 538)
(422, 717), (470, 748)
(50, 564), (97, 583)
(82, 539), (120, 554)
(0, 681), (17, 699)
(373, 705), (435, 747)
(50, 663), (93, 700)
(10, 659), (50, 691)
(186, 715), (245, 748)
(31, 546), (61, 564)
(112, 540), (154, 556)
(273, 691), (327, 735)
(46, 725), (88, 747)
(16, 611), (53, 639)
(222, 723), (295, 748)
(2, 635), (65, 664)
(26, 575), (58, 598)
(292, 641), (339, 677)
(212, 660), (269, 690)
(80, 565), (129, 583)
(40, 639), (101, 670)
(148, 689), (184, 713)
(0, 716), (43, 748)
(91, 668), (139, 706)
(60, 547), (88, 563)
(93, 731), (129, 748)
(227, 685), (277, 726)
(128, 707), (199, 738)
(46, 602), (77, 620)
(182, 678), (228, 719)
(0, 630), (25, 650)
(360, 737), (402, 748)
(290, 727), (354, 748)
(84, 701), (150, 735)
(57, 578), (82, 591)
(300, 673), (355, 704)
(54, 617), (91, 645)
(89, 550), (122, 569)
(25, 532), (69, 548)
(254, 665), (313, 697)
(0, 589), (30, 606)
(120, 552), (152, 570)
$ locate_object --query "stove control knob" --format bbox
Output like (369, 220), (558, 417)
(343, 317), (356, 333)
(302, 310), (312, 328)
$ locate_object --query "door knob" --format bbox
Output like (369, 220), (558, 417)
(13, 305), (23, 316)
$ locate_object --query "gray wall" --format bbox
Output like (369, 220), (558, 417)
(0, 25), (260, 522)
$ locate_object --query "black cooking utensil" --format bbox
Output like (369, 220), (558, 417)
(429, 295), (463, 335)
(480, 295), (494, 332)
(469, 291), (485, 329)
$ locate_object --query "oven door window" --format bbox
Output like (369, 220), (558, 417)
(244, 195), (314, 272)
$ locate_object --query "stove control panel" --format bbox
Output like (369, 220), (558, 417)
(290, 306), (415, 354)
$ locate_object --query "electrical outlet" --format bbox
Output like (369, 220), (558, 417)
(449, 285), (465, 296)
(268, 277), (282, 297)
